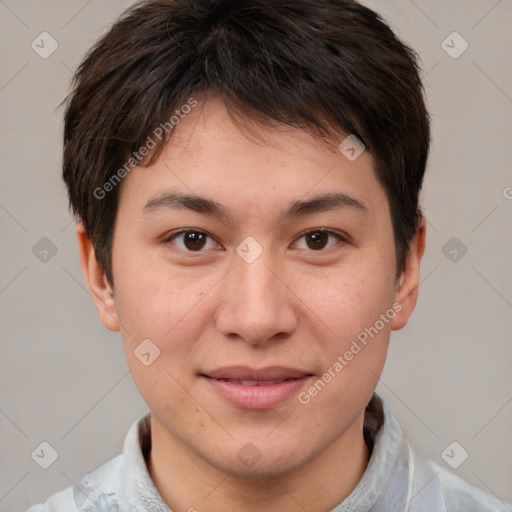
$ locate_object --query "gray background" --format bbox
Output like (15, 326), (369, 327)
(0, 0), (511, 510)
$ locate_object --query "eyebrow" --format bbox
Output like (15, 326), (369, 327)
(143, 190), (369, 221)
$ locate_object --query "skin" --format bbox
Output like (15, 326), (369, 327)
(77, 96), (426, 512)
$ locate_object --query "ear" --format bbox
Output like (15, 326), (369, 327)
(391, 216), (426, 331)
(76, 222), (120, 332)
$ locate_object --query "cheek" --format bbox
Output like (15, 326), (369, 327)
(298, 264), (396, 346)
(114, 259), (211, 342)
(294, 261), (395, 406)
(295, 272), (394, 418)
(114, 269), (210, 415)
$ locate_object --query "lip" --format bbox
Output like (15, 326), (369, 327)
(200, 366), (313, 410)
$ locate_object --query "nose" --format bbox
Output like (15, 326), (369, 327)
(213, 247), (299, 346)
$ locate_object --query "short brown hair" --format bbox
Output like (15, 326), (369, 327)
(63, 0), (431, 287)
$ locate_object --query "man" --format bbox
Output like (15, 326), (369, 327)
(27, 0), (511, 510)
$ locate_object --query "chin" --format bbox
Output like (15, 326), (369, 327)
(207, 439), (312, 480)
(224, 458), (304, 480)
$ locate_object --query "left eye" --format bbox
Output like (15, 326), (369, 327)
(293, 229), (343, 251)
(164, 229), (343, 253)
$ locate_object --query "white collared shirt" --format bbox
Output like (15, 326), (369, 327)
(27, 393), (511, 511)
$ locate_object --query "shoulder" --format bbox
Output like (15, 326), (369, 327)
(25, 455), (123, 512)
(26, 485), (75, 512)
(432, 461), (512, 512)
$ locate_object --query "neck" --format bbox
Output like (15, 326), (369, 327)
(147, 413), (371, 512)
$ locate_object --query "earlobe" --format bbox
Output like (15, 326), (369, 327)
(391, 217), (427, 331)
(75, 222), (120, 332)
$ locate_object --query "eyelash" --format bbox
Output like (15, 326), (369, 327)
(162, 228), (347, 254)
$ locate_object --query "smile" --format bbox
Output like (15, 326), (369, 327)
(201, 366), (313, 409)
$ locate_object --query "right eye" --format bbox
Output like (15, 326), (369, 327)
(163, 229), (222, 253)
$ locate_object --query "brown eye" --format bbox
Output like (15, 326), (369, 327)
(182, 232), (207, 251)
(305, 231), (329, 250)
(165, 230), (218, 252)
(294, 229), (344, 251)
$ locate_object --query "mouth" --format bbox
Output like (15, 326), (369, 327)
(200, 366), (314, 409)
(213, 378), (298, 386)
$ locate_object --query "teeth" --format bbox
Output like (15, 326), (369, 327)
(226, 379), (286, 386)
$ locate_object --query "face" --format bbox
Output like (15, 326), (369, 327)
(78, 96), (424, 480)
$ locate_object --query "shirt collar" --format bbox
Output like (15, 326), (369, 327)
(333, 392), (403, 511)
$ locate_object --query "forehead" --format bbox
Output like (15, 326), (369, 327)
(116, 98), (388, 223)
